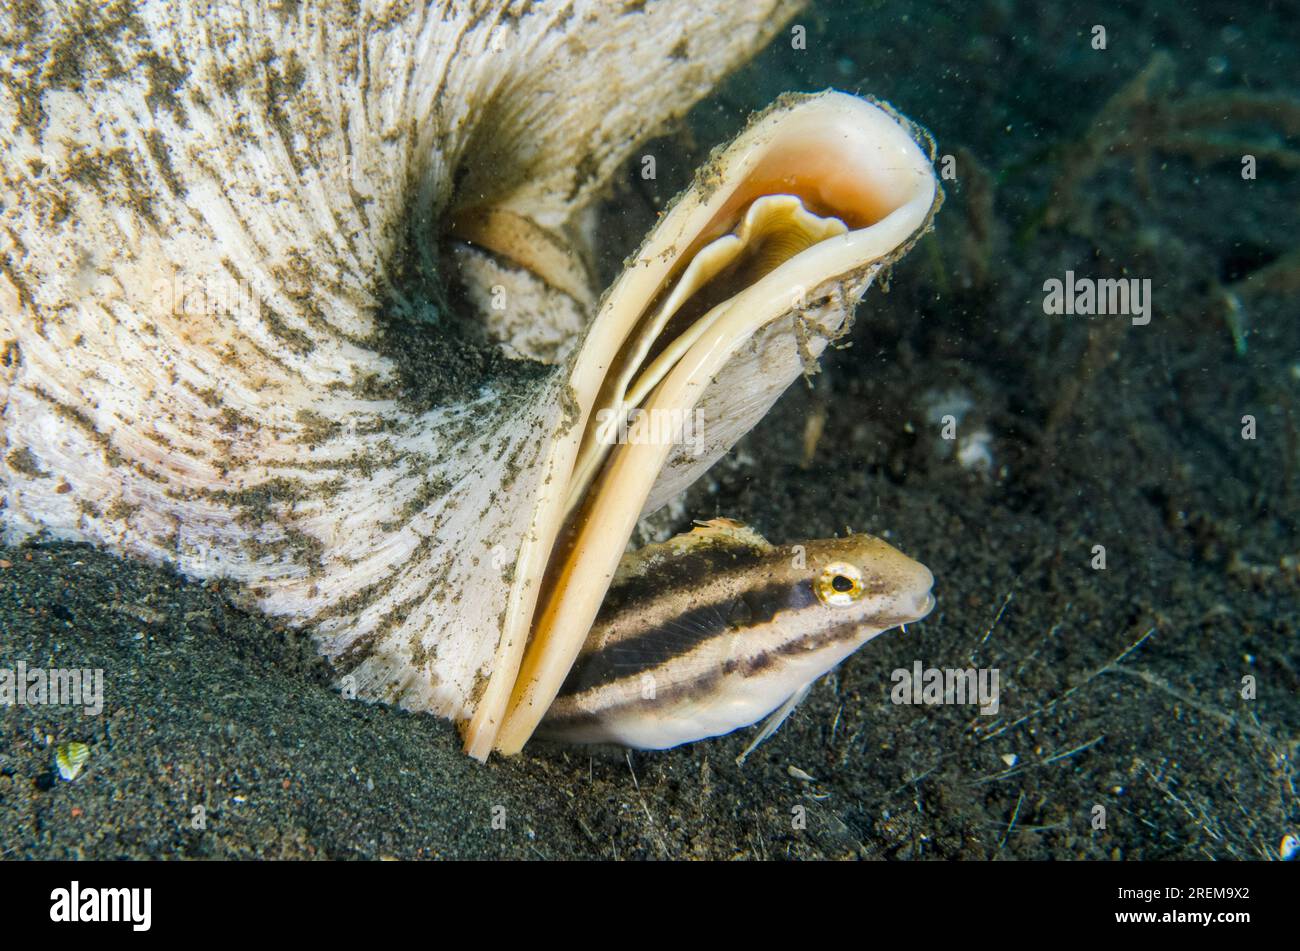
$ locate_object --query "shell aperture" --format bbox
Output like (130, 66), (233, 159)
(467, 92), (941, 757)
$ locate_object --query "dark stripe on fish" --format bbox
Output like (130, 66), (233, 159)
(556, 579), (818, 698)
(543, 613), (905, 732)
(597, 540), (773, 616)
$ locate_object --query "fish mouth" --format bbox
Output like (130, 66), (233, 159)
(909, 562), (937, 620)
(918, 563), (936, 611)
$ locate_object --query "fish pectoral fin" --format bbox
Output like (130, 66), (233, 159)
(735, 681), (814, 767)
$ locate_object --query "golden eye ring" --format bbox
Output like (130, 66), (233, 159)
(814, 561), (865, 606)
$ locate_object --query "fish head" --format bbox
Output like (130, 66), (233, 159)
(801, 533), (935, 630)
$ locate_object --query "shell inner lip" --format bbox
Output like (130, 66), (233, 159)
(564, 192), (850, 520)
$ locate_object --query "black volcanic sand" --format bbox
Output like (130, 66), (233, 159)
(2, 0), (1297, 859)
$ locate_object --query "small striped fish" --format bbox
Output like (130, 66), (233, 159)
(540, 518), (934, 752)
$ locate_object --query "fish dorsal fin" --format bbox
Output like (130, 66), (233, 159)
(685, 517), (773, 550)
(614, 517), (773, 584)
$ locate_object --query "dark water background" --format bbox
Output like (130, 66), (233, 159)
(2, 0), (1297, 858)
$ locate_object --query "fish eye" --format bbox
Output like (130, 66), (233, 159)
(815, 562), (865, 606)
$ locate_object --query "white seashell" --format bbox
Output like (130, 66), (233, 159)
(56, 742), (89, 782)
(1281, 833), (1299, 861)
(0, 3), (939, 760)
